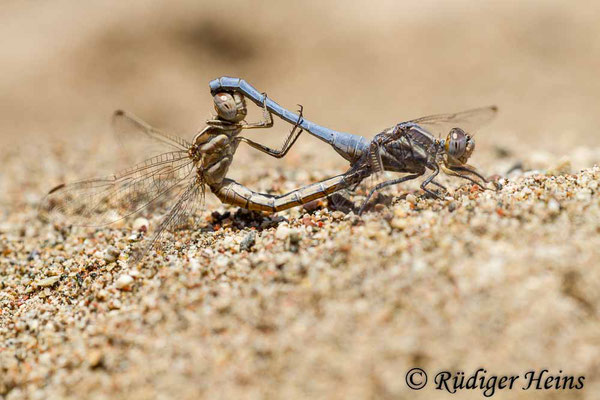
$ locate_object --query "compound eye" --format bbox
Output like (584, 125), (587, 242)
(213, 92), (238, 121)
(465, 136), (475, 154)
(446, 128), (467, 158)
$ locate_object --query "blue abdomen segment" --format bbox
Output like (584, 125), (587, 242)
(209, 77), (369, 163)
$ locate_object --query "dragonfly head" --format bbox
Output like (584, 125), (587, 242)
(441, 128), (490, 188)
(444, 127), (475, 164)
(213, 91), (247, 122)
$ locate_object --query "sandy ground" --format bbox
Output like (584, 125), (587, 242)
(1, 1), (600, 399)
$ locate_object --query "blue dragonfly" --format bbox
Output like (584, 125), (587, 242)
(209, 77), (498, 214)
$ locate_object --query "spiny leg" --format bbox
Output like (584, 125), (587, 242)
(420, 165), (445, 199)
(430, 180), (448, 194)
(237, 105), (304, 159)
(447, 165), (491, 190)
(241, 92), (273, 129)
(358, 174), (422, 215)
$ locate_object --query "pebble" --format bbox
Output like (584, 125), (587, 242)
(36, 276), (60, 288)
(103, 246), (120, 263)
(275, 224), (291, 240)
(240, 231), (256, 252)
(331, 211), (345, 220)
(116, 274), (134, 291)
(221, 236), (235, 249)
(108, 299), (122, 310)
(547, 199), (560, 214)
(133, 217), (149, 232)
(215, 255), (229, 268)
(87, 350), (104, 369)
(27, 320), (39, 332)
(302, 215), (316, 227)
(289, 229), (301, 244)
(405, 194), (417, 204)
(390, 217), (407, 230)
(96, 289), (109, 301)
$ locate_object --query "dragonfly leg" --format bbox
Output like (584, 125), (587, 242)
(241, 92), (273, 129)
(420, 165), (444, 199)
(358, 174), (422, 215)
(237, 105), (304, 159)
(445, 165), (490, 190)
(430, 180), (448, 194)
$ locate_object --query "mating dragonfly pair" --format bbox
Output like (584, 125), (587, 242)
(42, 77), (497, 260)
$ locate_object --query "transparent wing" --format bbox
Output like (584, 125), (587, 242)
(41, 151), (196, 227)
(332, 176), (395, 215)
(328, 146), (392, 214)
(112, 110), (192, 164)
(131, 179), (205, 263)
(407, 105), (498, 137)
(357, 144), (391, 213)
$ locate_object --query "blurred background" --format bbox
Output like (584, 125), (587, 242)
(1, 0), (600, 195)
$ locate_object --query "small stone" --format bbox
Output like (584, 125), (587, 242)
(116, 274), (134, 291)
(240, 231), (256, 252)
(103, 246), (120, 263)
(406, 194), (417, 204)
(448, 201), (457, 212)
(575, 189), (592, 201)
(547, 199), (560, 214)
(87, 350), (104, 369)
(302, 215), (315, 227)
(15, 321), (26, 332)
(133, 217), (149, 232)
(27, 320), (39, 332)
(108, 299), (122, 310)
(289, 229), (301, 244)
(275, 224), (290, 240)
(127, 268), (140, 278)
(36, 276), (60, 287)
(27, 249), (40, 261)
(96, 289), (109, 301)
(390, 218), (407, 230)
(215, 256), (229, 268)
(331, 211), (345, 220)
(222, 236), (235, 249)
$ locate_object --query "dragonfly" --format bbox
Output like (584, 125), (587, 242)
(209, 77), (498, 214)
(42, 77), (497, 261)
(41, 89), (306, 261)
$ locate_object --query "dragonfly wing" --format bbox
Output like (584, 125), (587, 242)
(131, 179), (205, 262)
(41, 151), (196, 227)
(329, 170), (398, 214)
(357, 146), (397, 214)
(328, 145), (396, 214)
(112, 110), (192, 164)
(407, 105), (498, 137)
